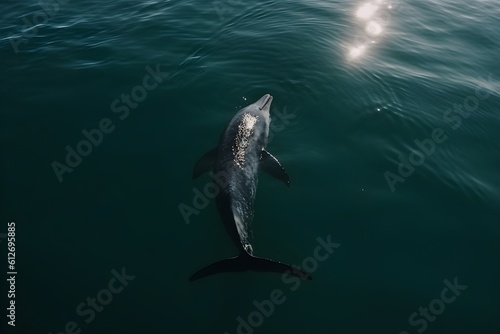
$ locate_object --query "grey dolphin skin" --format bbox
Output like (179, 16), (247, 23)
(190, 94), (312, 281)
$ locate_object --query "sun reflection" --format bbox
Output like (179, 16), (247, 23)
(347, 0), (394, 62)
(366, 21), (382, 36)
(348, 45), (367, 60)
(356, 3), (379, 20)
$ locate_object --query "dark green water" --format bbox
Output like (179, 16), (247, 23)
(1, 0), (499, 333)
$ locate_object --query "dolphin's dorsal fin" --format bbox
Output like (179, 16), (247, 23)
(260, 149), (290, 187)
(193, 147), (217, 179)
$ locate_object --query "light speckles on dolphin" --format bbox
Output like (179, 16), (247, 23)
(190, 94), (311, 281)
(233, 113), (258, 169)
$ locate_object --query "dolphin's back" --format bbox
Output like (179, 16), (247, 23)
(215, 109), (265, 253)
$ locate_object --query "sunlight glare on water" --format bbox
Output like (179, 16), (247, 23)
(356, 2), (379, 20)
(366, 21), (383, 36)
(347, 0), (393, 61)
(348, 44), (367, 60)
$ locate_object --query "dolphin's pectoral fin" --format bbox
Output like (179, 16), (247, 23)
(260, 149), (290, 187)
(193, 147), (217, 179)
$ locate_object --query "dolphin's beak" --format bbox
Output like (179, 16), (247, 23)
(258, 94), (273, 111)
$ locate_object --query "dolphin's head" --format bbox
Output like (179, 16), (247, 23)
(240, 94), (273, 116)
(231, 94), (273, 147)
(255, 94), (273, 114)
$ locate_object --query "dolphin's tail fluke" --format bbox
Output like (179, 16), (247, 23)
(189, 251), (312, 281)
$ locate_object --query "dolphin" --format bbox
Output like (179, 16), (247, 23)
(190, 94), (311, 281)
